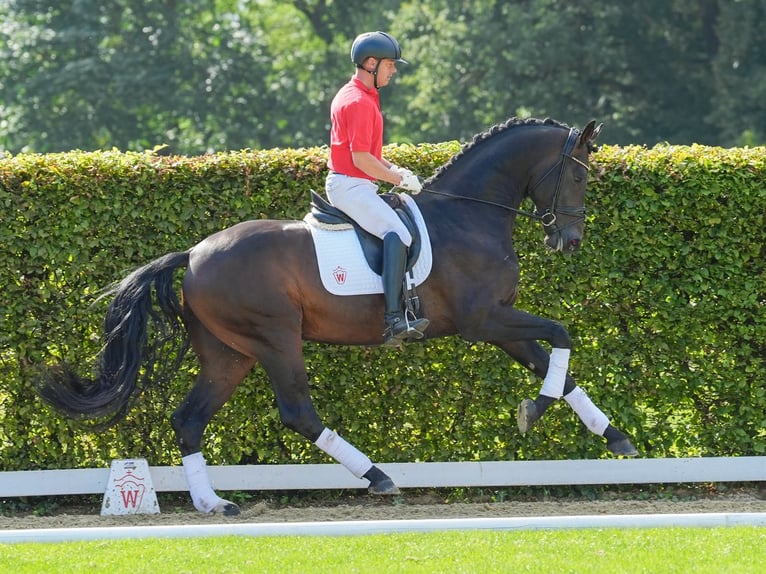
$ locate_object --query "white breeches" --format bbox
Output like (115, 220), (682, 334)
(325, 172), (412, 246)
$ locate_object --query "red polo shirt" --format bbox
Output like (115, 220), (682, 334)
(328, 77), (383, 180)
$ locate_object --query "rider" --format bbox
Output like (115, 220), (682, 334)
(325, 31), (428, 346)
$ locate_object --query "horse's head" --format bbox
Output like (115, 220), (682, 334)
(423, 117), (603, 254)
(528, 120), (603, 253)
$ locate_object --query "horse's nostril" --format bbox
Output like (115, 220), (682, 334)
(570, 238), (581, 248)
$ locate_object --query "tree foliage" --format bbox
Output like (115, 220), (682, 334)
(1, 0), (763, 153)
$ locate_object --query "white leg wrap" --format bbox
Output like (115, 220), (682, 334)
(564, 386), (610, 435)
(182, 452), (225, 513)
(539, 347), (570, 399)
(314, 427), (373, 479)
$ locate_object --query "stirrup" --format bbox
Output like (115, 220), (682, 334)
(383, 315), (429, 346)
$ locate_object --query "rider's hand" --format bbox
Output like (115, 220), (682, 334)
(398, 170), (423, 194)
(389, 164), (407, 176)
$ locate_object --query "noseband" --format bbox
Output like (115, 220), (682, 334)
(423, 127), (588, 231)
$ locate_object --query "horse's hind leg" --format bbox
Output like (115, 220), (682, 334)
(171, 317), (256, 515)
(495, 340), (638, 457)
(256, 340), (400, 495)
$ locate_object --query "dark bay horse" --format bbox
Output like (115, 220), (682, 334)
(38, 117), (637, 516)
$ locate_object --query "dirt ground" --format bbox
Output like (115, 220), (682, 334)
(3, 485), (766, 531)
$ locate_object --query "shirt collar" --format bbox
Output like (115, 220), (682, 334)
(351, 76), (377, 94)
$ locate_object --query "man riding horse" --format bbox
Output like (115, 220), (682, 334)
(325, 31), (428, 346)
(36, 32), (637, 515)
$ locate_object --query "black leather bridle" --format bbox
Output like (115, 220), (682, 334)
(528, 128), (587, 227)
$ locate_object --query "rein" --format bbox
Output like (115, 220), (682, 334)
(421, 128), (587, 228)
(422, 188), (542, 220)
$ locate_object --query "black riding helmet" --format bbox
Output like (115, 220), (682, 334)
(350, 31), (407, 89)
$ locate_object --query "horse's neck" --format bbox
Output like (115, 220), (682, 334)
(431, 154), (527, 209)
(431, 131), (544, 203)
(420, 177), (522, 242)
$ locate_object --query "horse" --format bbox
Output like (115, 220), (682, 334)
(37, 117), (637, 516)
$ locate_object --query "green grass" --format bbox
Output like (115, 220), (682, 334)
(2, 527), (764, 573)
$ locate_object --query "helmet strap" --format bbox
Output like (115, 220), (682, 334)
(359, 58), (382, 90)
(373, 59), (382, 89)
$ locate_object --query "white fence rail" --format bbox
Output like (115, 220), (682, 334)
(1, 457), (764, 497)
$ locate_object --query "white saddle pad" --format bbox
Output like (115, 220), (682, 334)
(303, 193), (433, 296)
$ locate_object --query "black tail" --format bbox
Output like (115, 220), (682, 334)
(37, 251), (191, 428)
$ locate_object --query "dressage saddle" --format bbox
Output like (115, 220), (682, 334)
(308, 190), (422, 275)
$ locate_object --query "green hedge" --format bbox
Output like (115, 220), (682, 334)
(1, 142), (765, 472)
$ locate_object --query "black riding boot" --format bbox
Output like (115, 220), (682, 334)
(382, 232), (429, 346)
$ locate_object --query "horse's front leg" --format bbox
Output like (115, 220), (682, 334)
(494, 339), (637, 457)
(469, 302), (638, 457)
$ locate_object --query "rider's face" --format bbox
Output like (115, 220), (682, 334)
(371, 58), (398, 87)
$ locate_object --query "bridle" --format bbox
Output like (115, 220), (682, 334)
(422, 128), (588, 231)
(528, 127), (588, 230)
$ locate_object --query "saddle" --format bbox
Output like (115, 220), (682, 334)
(308, 190), (422, 275)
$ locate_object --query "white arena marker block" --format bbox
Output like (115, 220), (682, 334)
(101, 458), (160, 516)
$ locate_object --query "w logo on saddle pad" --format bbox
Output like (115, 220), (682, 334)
(303, 192), (433, 296)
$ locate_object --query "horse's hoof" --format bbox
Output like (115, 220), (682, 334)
(517, 398), (539, 433)
(607, 438), (638, 457)
(364, 465), (400, 495)
(212, 501), (241, 516)
(368, 478), (401, 495)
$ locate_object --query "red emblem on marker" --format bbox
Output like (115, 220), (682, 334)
(113, 469), (146, 509)
(333, 266), (347, 285)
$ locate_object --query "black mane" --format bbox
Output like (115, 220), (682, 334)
(426, 117), (575, 185)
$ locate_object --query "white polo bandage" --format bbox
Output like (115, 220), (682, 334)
(315, 427), (373, 478)
(182, 451), (225, 513)
(539, 347), (570, 399)
(564, 386), (610, 435)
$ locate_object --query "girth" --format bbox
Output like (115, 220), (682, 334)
(309, 190), (422, 275)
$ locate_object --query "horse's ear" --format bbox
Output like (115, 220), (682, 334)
(591, 122), (604, 141)
(580, 120), (603, 145)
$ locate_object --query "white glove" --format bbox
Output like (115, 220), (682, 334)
(390, 165), (408, 177)
(398, 170), (423, 194)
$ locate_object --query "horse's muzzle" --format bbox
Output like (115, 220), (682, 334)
(545, 231), (582, 253)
